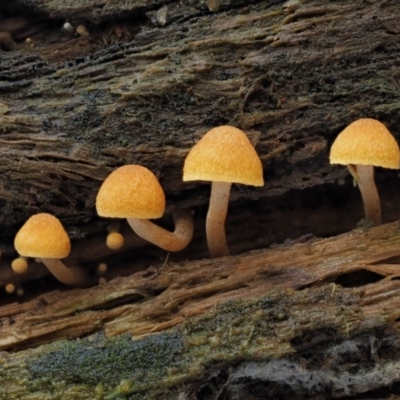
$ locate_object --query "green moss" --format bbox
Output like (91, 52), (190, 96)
(0, 286), (367, 399)
(28, 331), (184, 389)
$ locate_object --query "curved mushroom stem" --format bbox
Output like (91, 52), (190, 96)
(127, 209), (194, 252)
(206, 181), (232, 258)
(40, 258), (87, 286)
(351, 164), (381, 225)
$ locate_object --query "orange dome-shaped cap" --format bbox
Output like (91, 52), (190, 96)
(330, 118), (400, 169)
(183, 125), (264, 186)
(15, 213), (71, 259)
(96, 165), (166, 219)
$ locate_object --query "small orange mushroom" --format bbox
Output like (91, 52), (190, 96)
(96, 165), (193, 252)
(14, 213), (87, 286)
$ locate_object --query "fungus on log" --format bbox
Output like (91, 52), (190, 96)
(0, 0), (400, 398)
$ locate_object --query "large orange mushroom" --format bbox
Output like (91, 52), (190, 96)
(183, 125), (264, 258)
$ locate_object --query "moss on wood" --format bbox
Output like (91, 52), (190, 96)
(0, 285), (375, 399)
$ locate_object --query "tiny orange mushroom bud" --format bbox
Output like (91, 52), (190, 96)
(76, 25), (89, 37)
(11, 256), (28, 274)
(97, 263), (108, 275)
(5, 283), (15, 294)
(106, 232), (124, 250)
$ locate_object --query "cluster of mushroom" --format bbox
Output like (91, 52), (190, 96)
(10, 125), (264, 287)
(95, 125), (264, 258)
(9, 119), (400, 289)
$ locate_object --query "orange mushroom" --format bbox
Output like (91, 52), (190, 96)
(183, 125), (264, 258)
(14, 213), (87, 286)
(330, 118), (400, 225)
(96, 165), (193, 251)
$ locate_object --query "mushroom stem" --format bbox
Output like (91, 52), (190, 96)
(40, 258), (87, 286)
(347, 164), (358, 185)
(206, 181), (232, 258)
(351, 164), (381, 225)
(127, 209), (194, 252)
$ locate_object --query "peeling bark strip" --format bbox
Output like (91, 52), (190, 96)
(0, 0), (399, 234)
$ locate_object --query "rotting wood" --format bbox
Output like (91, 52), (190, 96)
(0, 273), (400, 398)
(1, 221), (400, 351)
(0, 1), (400, 398)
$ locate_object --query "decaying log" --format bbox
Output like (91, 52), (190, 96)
(0, 222), (399, 398)
(2, 285), (397, 400)
(1, 1), (400, 398)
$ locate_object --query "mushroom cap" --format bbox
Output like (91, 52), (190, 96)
(15, 213), (71, 259)
(183, 125), (264, 186)
(96, 165), (166, 219)
(330, 118), (400, 169)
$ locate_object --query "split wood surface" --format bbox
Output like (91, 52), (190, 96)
(1, 221), (400, 351)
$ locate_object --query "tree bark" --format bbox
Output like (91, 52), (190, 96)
(0, 0), (398, 231)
